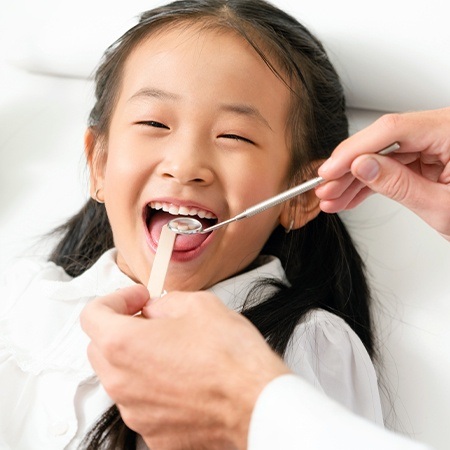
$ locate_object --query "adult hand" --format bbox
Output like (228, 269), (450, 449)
(316, 108), (450, 240)
(80, 286), (290, 450)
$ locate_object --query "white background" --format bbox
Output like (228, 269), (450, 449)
(1, 1), (449, 449)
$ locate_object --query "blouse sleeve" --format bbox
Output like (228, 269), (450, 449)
(283, 309), (383, 425)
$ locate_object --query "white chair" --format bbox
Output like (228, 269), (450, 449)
(1, 1), (449, 449)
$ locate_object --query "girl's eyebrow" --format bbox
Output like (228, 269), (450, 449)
(128, 87), (272, 130)
(128, 87), (181, 102)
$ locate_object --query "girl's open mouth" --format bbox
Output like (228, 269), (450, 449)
(145, 202), (217, 252)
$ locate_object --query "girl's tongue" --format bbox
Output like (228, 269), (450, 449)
(149, 210), (211, 251)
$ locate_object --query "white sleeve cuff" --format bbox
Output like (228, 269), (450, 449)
(248, 374), (430, 450)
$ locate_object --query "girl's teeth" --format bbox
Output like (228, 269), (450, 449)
(149, 202), (216, 219)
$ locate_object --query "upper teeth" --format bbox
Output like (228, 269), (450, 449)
(149, 201), (216, 219)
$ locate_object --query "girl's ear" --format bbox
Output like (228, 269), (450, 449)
(279, 189), (321, 231)
(279, 161), (324, 231)
(85, 128), (106, 201)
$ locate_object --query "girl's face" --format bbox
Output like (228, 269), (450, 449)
(92, 24), (293, 291)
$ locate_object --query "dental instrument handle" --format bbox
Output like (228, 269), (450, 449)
(201, 142), (399, 234)
(201, 177), (324, 233)
(237, 176), (324, 219)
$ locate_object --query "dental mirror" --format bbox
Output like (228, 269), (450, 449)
(168, 142), (400, 236)
(168, 217), (204, 235)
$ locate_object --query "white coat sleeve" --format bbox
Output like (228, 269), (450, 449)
(248, 374), (432, 450)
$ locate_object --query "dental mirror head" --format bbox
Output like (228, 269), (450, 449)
(168, 217), (204, 235)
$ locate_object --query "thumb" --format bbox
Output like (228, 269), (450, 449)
(351, 154), (446, 227)
(103, 285), (151, 316)
(81, 285), (150, 339)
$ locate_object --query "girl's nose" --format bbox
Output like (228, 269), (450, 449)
(157, 145), (214, 186)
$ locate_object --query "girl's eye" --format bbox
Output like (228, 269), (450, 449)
(137, 120), (170, 129)
(220, 134), (254, 144)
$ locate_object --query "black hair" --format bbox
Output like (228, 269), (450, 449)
(48, 1), (375, 448)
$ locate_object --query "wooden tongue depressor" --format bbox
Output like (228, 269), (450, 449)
(147, 224), (176, 297)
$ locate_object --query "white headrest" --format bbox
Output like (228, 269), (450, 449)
(4, 0), (450, 112)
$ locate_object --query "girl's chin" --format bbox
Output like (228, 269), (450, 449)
(162, 275), (200, 292)
(115, 259), (145, 285)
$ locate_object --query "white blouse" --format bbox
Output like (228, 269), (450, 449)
(0, 249), (382, 449)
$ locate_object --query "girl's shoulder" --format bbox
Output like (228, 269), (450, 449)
(0, 257), (69, 315)
(284, 308), (383, 424)
(288, 308), (369, 357)
(301, 308), (356, 333)
(1, 256), (68, 283)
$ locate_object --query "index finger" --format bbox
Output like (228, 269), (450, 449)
(318, 112), (427, 180)
(319, 108), (450, 180)
(80, 285), (149, 339)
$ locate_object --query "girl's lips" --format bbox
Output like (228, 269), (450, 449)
(143, 200), (219, 258)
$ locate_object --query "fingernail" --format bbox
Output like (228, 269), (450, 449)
(355, 157), (380, 182)
(319, 156), (333, 174)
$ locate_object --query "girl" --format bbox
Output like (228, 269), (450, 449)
(0, 0), (383, 449)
